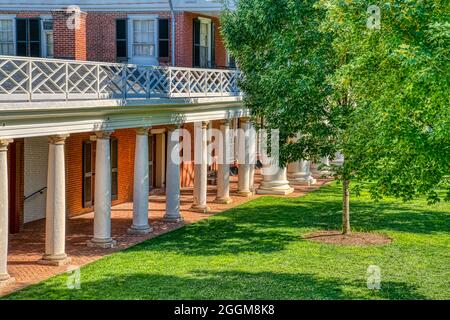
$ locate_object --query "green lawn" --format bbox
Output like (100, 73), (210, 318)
(4, 183), (450, 300)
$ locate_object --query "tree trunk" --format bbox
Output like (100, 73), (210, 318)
(342, 179), (351, 235)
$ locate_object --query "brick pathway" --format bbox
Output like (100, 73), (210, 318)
(0, 172), (330, 297)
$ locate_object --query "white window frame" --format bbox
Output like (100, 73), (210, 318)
(198, 17), (212, 68)
(128, 14), (159, 66)
(0, 14), (16, 56)
(40, 15), (53, 58)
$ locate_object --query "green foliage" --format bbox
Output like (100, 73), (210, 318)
(222, 0), (450, 203)
(319, 0), (450, 202)
(221, 0), (338, 165)
(4, 183), (450, 300)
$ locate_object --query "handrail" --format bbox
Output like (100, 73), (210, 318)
(0, 55), (241, 103)
(24, 186), (47, 201)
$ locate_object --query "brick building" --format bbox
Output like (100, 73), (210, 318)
(0, 0), (312, 287)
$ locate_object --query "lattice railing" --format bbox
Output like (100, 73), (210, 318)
(0, 56), (241, 102)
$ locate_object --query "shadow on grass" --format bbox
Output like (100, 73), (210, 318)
(124, 184), (449, 257)
(4, 270), (427, 300)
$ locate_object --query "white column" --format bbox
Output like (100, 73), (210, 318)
(257, 163), (294, 195)
(248, 121), (257, 192)
(215, 119), (232, 204)
(39, 134), (71, 266)
(0, 139), (14, 286)
(237, 117), (252, 197)
(191, 121), (210, 213)
(332, 152), (345, 166)
(164, 126), (183, 222)
(287, 160), (317, 186)
(88, 131), (116, 248)
(319, 157), (331, 175)
(129, 128), (152, 234)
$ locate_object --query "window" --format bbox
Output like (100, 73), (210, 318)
(193, 18), (213, 68)
(116, 19), (127, 62)
(158, 19), (169, 60)
(16, 18), (41, 57)
(45, 32), (53, 57)
(133, 19), (155, 57)
(227, 52), (236, 68)
(111, 138), (119, 201)
(0, 19), (14, 55)
(82, 141), (94, 208)
(42, 18), (53, 58)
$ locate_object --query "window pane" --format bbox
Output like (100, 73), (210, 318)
(116, 19), (127, 40)
(29, 19), (40, 41)
(159, 40), (169, 58)
(46, 33), (54, 57)
(159, 19), (169, 39)
(117, 40), (127, 58)
(30, 42), (40, 57)
(17, 42), (27, 56)
(0, 19), (13, 55)
(133, 19), (155, 57)
(16, 19), (27, 42)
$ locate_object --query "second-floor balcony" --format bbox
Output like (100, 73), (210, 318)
(0, 56), (241, 104)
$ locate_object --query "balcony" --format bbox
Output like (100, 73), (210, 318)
(0, 56), (241, 103)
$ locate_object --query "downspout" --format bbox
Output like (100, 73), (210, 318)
(168, 0), (176, 66)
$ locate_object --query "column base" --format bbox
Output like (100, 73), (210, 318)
(214, 197), (233, 204)
(190, 204), (211, 213)
(288, 176), (317, 186)
(236, 190), (253, 197)
(0, 274), (15, 288)
(38, 254), (72, 266)
(128, 225), (152, 235)
(256, 187), (294, 195)
(163, 214), (184, 223)
(87, 238), (117, 248)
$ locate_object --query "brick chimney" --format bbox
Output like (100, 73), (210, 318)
(52, 8), (87, 61)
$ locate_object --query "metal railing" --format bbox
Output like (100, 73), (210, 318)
(0, 55), (241, 102)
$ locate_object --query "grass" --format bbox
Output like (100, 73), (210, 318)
(3, 182), (450, 300)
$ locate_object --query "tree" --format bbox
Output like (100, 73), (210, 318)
(320, 0), (450, 204)
(221, 0), (450, 235)
(221, 0), (352, 233)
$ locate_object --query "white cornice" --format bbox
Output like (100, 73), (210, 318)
(0, 100), (248, 139)
(0, 0), (224, 12)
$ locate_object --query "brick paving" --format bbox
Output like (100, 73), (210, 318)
(0, 172), (330, 297)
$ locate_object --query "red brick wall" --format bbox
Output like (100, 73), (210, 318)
(52, 10), (87, 60)
(1, 10), (227, 67)
(181, 123), (195, 187)
(86, 12), (126, 63)
(7, 140), (24, 234)
(86, 12), (171, 63)
(65, 129), (136, 217)
(175, 12), (227, 68)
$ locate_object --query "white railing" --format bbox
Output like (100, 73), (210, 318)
(0, 55), (241, 102)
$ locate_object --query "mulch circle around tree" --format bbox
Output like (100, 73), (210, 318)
(304, 230), (392, 246)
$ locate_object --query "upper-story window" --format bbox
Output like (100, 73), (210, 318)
(16, 18), (41, 57)
(41, 18), (53, 58)
(133, 20), (154, 56)
(193, 17), (215, 68)
(0, 18), (14, 55)
(128, 15), (158, 65)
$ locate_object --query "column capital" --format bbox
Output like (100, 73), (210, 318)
(220, 119), (231, 126)
(95, 130), (114, 139)
(240, 117), (251, 124)
(48, 134), (69, 145)
(135, 127), (150, 135)
(0, 139), (13, 151)
(201, 121), (209, 129)
(166, 124), (181, 132)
